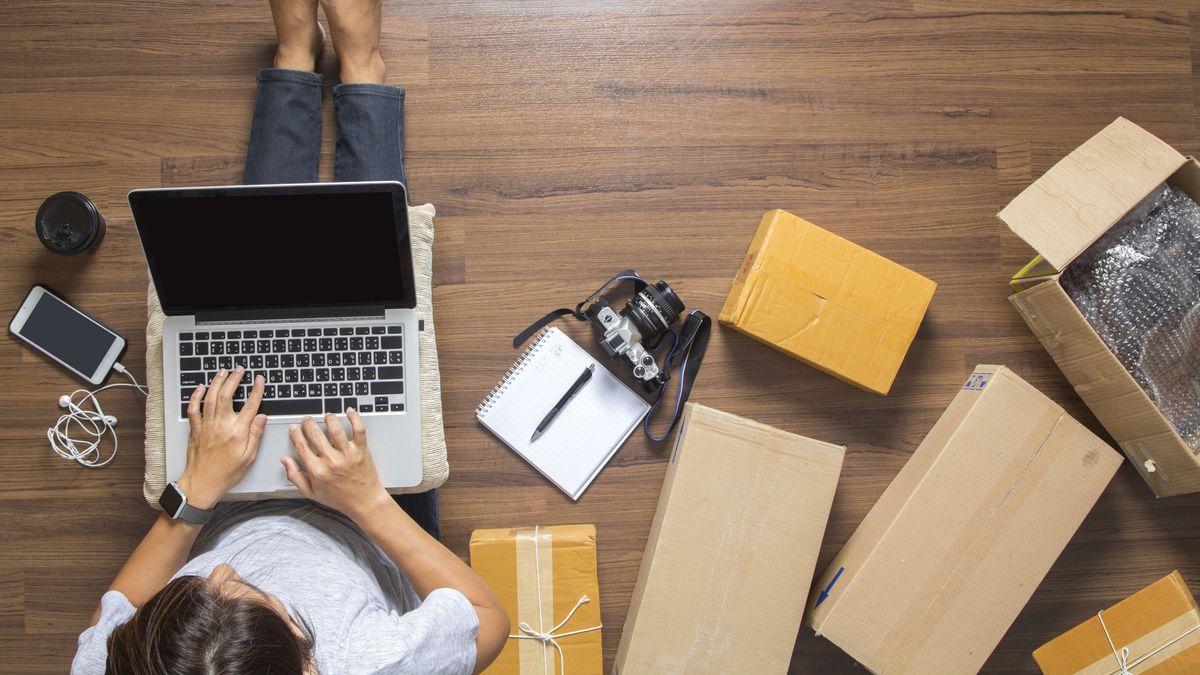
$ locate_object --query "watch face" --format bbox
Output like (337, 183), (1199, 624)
(159, 483), (185, 517)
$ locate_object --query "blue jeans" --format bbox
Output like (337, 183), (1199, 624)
(244, 68), (437, 538)
(244, 68), (409, 198)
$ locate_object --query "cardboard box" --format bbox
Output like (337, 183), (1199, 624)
(1033, 571), (1200, 674)
(614, 403), (845, 674)
(806, 365), (1122, 675)
(999, 117), (1200, 497)
(719, 209), (936, 395)
(469, 524), (602, 675)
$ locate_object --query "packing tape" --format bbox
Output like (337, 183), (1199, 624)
(1087, 608), (1200, 675)
(875, 407), (1064, 671)
(511, 526), (602, 675)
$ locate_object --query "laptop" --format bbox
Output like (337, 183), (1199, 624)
(129, 182), (422, 493)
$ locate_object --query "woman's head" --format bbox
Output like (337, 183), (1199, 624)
(105, 563), (314, 675)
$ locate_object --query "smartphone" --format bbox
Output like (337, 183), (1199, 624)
(8, 285), (126, 385)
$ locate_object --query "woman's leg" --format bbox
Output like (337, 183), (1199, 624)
(393, 491), (440, 540)
(323, 0), (409, 197)
(244, 0), (327, 185)
(325, 0), (427, 527)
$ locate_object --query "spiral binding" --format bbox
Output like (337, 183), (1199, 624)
(476, 327), (555, 418)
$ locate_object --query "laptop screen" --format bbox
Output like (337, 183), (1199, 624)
(131, 183), (415, 316)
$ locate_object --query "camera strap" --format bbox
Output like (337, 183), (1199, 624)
(644, 310), (711, 442)
(512, 269), (644, 348)
(513, 307), (575, 348)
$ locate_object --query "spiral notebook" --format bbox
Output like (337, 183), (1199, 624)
(477, 327), (650, 500)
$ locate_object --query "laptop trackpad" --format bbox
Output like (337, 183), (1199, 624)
(235, 417), (352, 492)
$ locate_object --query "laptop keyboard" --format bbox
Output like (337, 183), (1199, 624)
(176, 324), (406, 419)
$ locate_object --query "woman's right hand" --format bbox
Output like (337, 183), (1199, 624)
(282, 409), (391, 522)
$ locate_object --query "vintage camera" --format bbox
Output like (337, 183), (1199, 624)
(585, 280), (685, 391)
(515, 272), (710, 440)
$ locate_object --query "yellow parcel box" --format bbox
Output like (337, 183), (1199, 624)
(719, 210), (937, 395)
(469, 524), (602, 675)
(1033, 571), (1200, 674)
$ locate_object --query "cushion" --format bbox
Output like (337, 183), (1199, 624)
(142, 203), (448, 506)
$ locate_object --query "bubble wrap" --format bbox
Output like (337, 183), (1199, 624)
(1062, 183), (1200, 452)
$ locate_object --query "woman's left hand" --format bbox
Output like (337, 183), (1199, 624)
(177, 365), (267, 508)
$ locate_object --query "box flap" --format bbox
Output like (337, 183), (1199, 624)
(1009, 255), (1060, 293)
(998, 117), (1185, 270)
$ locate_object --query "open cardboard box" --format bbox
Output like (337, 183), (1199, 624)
(1000, 117), (1200, 497)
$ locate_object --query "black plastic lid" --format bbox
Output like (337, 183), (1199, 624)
(36, 191), (105, 255)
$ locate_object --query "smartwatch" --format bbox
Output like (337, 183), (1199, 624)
(158, 481), (215, 525)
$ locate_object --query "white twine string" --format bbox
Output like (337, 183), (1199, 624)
(1097, 608), (1200, 675)
(1098, 610), (1134, 675)
(507, 526), (603, 675)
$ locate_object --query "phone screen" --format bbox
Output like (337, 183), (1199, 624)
(19, 291), (120, 377)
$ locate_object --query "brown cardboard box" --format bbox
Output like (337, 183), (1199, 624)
(999, 117), (1200, 497)
(806, 365), (1122, 675)
(1033, 571), (1200, 674)
(613, 403), (844, 674)
(469, 524), (602, 675)
(719, 209), (936, 395)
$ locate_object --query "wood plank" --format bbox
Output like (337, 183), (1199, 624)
(0, 1), (1198, 673)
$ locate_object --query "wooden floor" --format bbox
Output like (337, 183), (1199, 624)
(2, 1), (1199, 672)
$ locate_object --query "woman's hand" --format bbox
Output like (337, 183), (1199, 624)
(178, 366), (267, 509)
(282, 409), (390, 522)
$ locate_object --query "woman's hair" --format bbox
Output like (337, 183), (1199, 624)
(105, 575), (314, 675)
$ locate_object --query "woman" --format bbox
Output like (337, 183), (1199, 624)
(70, 0), (510, 672)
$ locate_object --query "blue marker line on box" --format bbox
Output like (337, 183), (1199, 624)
(815, 566), (844, 607)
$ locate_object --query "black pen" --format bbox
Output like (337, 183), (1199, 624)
(530, 363), (595, 443)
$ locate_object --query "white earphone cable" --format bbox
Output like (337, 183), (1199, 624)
(48, 362), (149, 468)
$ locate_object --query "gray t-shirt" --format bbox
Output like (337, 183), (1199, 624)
(71, 501), (478, 674)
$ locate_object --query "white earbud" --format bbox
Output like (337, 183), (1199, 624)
(48, 364), (147, 469)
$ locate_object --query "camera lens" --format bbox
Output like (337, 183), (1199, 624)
(653, 281), (685, 320)
(624, 280), (685, 343)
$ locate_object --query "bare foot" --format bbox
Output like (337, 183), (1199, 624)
(270, 0), (326, 72)
(320, 0), (385, 84)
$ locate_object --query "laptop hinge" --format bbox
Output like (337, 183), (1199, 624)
(195, 305), (386, 324)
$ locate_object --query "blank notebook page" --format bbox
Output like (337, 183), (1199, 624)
(477, 327), (650, 500)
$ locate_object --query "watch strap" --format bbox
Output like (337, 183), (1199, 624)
(177, 501), (214, 525)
